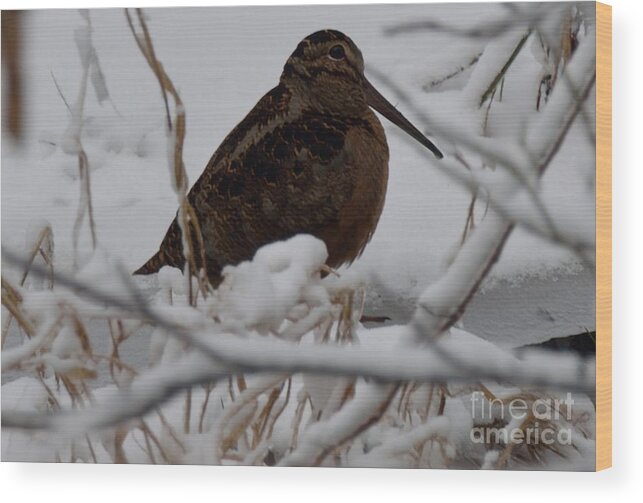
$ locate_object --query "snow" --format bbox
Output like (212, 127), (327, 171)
(1, 3), (597, 469)
(463, 28), (529, 106)
(1, 238), (596, 467)
(215, 235), (328, 332)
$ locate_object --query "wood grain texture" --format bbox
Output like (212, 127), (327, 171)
(596, 1), (612, 472)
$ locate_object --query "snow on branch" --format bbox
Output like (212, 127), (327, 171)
(2, 237), (594, 437)
(411, 22), (597, 339)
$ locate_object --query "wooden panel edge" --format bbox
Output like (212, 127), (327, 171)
(595, 1), (612, 472)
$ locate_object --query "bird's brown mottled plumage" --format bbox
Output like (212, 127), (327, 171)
(134, 30), (441, 286)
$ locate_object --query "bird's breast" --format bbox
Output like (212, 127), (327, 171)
(315, 109), (390, 267)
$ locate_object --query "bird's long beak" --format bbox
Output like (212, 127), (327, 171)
(364, 78), (443, 159)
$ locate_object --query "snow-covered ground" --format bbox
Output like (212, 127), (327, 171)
(1, 4), (597, 468)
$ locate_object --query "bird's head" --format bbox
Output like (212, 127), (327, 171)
(281, 30), (366, 115)
(281, 29), (442, 159)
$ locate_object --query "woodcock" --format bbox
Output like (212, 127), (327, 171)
(134, 29), (442, 286)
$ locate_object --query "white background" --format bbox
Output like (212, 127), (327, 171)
(0, 0), (639, 500)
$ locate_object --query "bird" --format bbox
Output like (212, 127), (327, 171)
(134, 29), (442, 287)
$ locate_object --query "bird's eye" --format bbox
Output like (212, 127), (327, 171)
(328, 44), (345, 61)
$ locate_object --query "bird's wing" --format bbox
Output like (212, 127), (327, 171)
(201, 84), (295, 176)
(140, 84), (295, 274)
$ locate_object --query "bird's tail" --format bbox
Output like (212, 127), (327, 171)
(133, 250), (168, 276)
